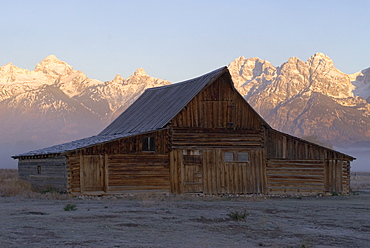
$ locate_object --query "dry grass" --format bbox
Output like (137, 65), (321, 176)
(1, 169), (369, 198)
(0, 169), (35, 197)
(351, 172), (370, 191)
(0, 169), (70, 199)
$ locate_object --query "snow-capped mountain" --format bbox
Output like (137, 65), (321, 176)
(0, 55), (170, 168)
(1, 53), (369, 168)
(228, 53), (370, 146)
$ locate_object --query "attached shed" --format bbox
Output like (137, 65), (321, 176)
(13, 67), (355, 195)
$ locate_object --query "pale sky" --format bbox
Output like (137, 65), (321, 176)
(1, 0), (369, 83)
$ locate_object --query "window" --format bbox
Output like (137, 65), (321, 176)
(224, 152), (234, 162)
(238, 152), (249, 162)
(183, 150), (201, 156)
(37, 165), (42, 174)
(142, 136), (155, 152)
(223, 151), (249, 162)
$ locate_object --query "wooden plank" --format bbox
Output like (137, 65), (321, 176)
(220, 155), (225, 193)
(211, 150), (217, 194)
(241, 161), (247, 193)
(79, 153), (84, 193)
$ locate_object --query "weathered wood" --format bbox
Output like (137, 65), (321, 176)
(266, 159), (325, 194)
(18, 156), (67, 191)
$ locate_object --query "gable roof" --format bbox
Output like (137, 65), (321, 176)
(100, 67), (227, 135)
(13, 67), (227, 158)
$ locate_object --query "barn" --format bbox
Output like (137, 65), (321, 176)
(13, 67), (355, 195)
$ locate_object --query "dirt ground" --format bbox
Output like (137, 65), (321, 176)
(1, 190), (370, 248)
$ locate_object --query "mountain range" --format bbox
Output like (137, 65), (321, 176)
(1, 53), (369, 168)
(228, 53), (370, 145)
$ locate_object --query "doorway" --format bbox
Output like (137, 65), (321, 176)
(182, 150), (203, 193)
(81, 155), (105, 193)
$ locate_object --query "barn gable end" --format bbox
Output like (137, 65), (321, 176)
(169, 69), (268, 194)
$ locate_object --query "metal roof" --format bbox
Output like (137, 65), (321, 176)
(12, 132), (142, 158)
(99, 67), (227, 135)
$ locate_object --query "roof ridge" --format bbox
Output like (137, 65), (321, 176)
(147, 66), (227, 91)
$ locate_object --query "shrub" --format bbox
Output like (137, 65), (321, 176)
(64, 203), (77, 211)
(227, 209), (249, 221)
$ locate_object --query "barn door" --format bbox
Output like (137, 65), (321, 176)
(325, 160), (343, 193)
(182, 150), (203, 193)
(81, 155), (105, 192)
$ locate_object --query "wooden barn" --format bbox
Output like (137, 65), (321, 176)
(13, 67), (355, 195)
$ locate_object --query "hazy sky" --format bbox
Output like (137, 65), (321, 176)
(1, 0), (369, 83)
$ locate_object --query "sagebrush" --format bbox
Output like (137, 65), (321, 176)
(227, 209), (249, 221)
(64, 203), (77, 211)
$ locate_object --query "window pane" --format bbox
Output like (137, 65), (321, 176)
(142, 136), (149, 151)
(149, 137), (156, 151)
(224, 152), (234, 162)
(238, 152), (249, 162)
(142, 136), (155, 152)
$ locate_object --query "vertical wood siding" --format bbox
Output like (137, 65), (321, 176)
(80, 155), (105, 192)
(170, 149), (266, 194)
(325, 160), (350, 194)
(172, 75), (263, 130)
(267, 130), (327, 160)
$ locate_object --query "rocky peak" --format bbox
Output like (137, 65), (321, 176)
(0, 63), (30, 75)
(113, 74), (124, 82)
(106, 74), (126, 86)
(126, 68), (154, 84)
(285, 56), (303, 65)
(228, 56), (275, 86)
(306, 52), (334, 70)
(34, 55), (74, 78)
(278, 57), (305, 76)
(43, 54), (60, 61)
(133, 67), (147, 77)
(0, 63), (33, 85)
(1, 62), (14, 68)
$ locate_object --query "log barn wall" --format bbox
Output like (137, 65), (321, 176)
(266, 129), (351, 194)
(66, 129), (170, 195)
(18, 156), (67, 191)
